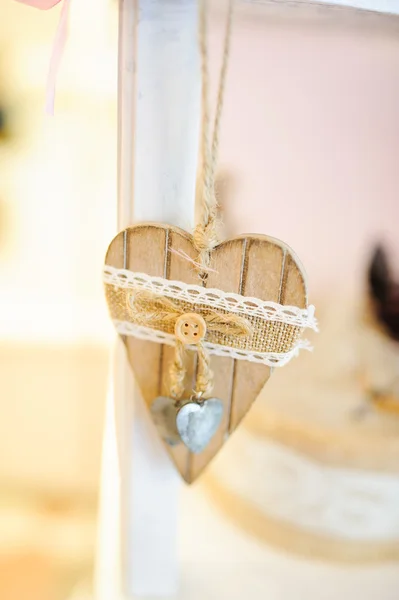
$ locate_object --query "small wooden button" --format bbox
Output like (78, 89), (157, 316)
(175, 313), (207, 344)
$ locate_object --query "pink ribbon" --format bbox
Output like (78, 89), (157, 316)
(16, 0), (71, 115)
(17, 0), (62, 7)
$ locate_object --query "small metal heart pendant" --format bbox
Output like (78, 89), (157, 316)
(151, 396), (224, 454)
(176, 398), (224, 454)
(150, 396), (181, 446)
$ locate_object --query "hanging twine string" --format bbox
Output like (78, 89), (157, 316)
(126, 0), (236, 401)
(193, 0), (234, 282)
(167, 0), (235, 400)
(176, 0), (234, 399)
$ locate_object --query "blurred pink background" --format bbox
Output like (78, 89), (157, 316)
(212, 7), (399, 296)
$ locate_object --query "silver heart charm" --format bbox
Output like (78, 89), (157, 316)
(151, 396), (181, 446)
(176, 398), (224, 454)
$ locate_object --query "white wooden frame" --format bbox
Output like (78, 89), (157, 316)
(95, 0), (200, 598)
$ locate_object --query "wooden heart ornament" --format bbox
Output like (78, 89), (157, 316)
(104, 223), (316, 483)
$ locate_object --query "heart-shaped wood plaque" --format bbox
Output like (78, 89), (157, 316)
(105, 223), (308, 483)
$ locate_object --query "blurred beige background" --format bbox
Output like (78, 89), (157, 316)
(0, 0), (117, 497)
(0, 3), (117, 596)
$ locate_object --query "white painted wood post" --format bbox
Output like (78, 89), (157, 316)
(95, 1), (201, 598)
(91, 2), (399, 600)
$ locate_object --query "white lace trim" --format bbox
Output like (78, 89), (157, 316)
(103, 266), (318, 331)
(113, 320), (312, 367)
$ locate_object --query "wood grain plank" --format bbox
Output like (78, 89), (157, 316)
(124, 225), (167, 406)
(161, 227), (199, 479)
(188, 239), (244, 481)
(280, 253), (307, 308)
(229, 238), (285, 431)
(105, 231), (125, 269)
(105, 231), (127, 352)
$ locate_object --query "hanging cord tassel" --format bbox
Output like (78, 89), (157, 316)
(169, 342), (214, 402)
(194, 344), (214, 399)
(170, 340), (187, 401)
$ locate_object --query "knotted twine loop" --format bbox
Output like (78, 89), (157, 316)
(128, 289), (252, 399)
(128, 290), (251, 337)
